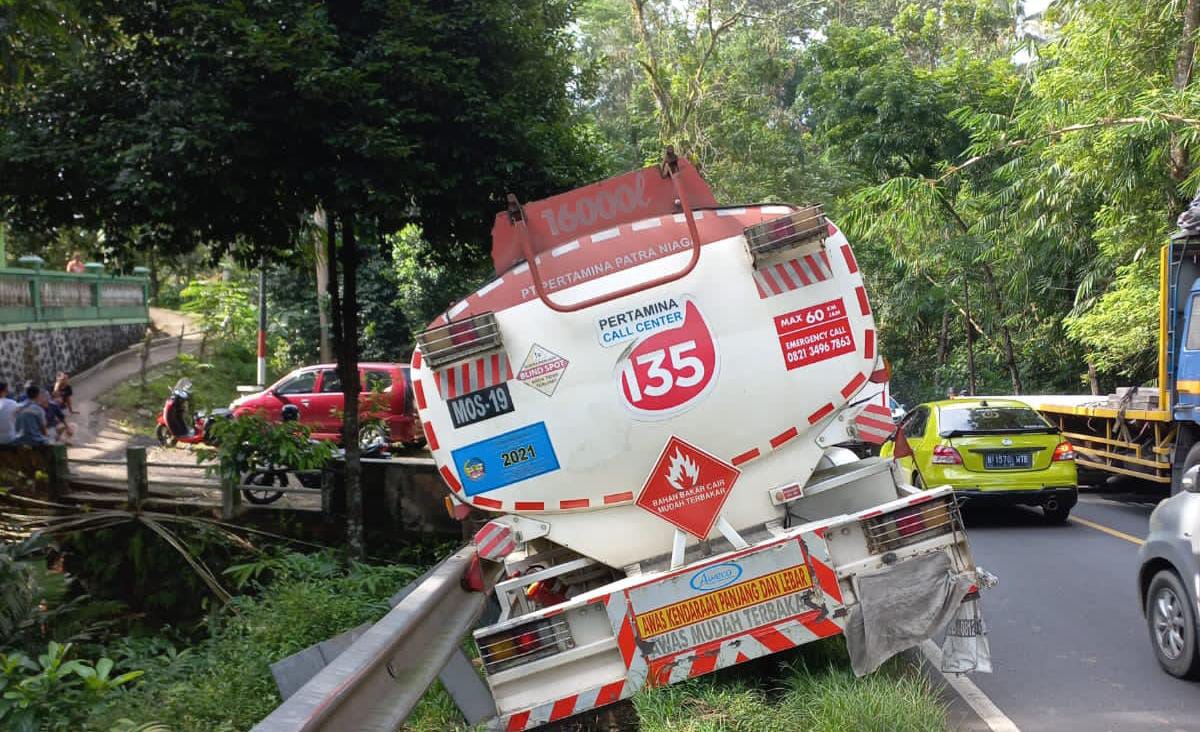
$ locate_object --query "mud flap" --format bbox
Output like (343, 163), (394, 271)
(843, 552), (972, 676)
(940, 597), (992, 674)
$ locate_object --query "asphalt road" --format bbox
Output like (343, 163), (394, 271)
(964, 489), (1200, 732)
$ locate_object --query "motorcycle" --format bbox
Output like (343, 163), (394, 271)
(239, 405), (392, 505)
(155, 378), (229, 447)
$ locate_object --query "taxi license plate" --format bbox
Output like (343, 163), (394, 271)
(984, 452), (1032, 469)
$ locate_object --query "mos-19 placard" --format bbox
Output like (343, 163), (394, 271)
(451, 421), (560, 496)
(447, 383), (514, 428)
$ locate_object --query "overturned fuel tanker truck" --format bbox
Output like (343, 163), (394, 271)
(410, 149), (992, 730)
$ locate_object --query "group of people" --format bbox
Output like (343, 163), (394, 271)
(0, 372), (77, 448)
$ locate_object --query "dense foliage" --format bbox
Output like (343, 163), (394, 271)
(571, 0), (1200, 402)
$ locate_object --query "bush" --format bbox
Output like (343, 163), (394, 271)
(0, 641), (142, 732)
(86, 551), (421, 731)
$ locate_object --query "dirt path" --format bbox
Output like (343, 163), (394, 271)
(69, 308), (203, 462)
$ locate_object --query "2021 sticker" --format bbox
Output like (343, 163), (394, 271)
(451, 422), (560, 496)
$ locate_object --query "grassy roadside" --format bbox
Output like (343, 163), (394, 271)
(633, 639), (947, 732)
(403, 637), (948, 732)
(96, 343), (258, 437)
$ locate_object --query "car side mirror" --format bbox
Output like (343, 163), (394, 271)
(1183, 464), (1200, 493)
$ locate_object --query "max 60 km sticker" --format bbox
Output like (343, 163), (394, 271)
(451, 422), (560, 496)
(607, 297), (719, 419)
(775, 298), (855, 371)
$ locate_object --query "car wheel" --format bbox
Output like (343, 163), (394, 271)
(912, 472), (925, 490)
(1177, 443), (1200, 496)
(1146, 569), (1200, 679)
(1042, 503), (1071, 524)
(359, 423), (389, 451)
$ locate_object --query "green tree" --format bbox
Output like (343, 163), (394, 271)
(0, 0), (600, 556)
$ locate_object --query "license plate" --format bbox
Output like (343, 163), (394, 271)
(447, 383), (514, 428)
(984, 452), (1032, 469)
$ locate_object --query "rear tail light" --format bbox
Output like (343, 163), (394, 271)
(931, 445), (963, 465)
(862, 495), (962, 554)
(415, 311), (503, 369)
(477, 615), (573, 675)
(1052, 441), (1075, 461)
(743, 205), (827, 264)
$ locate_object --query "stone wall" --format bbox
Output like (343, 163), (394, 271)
(0, 322), (147, 390)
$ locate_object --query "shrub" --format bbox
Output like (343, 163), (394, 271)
(86, 551), (420, 731)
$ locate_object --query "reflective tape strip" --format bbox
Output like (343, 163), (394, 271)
(494, 678), (628, 731)
(474, 496), (503, 510)
(475, 522), (518, 560)
(605, 592), (649, 688)
(433, 350), (512, 398)
(841, 245), (859, 274)
(801, 530), (844, 606)
(855, 286), (871, 316)
(731, 447), (760, 466)
(751, 253), (833, 299)
(647, 612), (843, 686)
(854, 403), (894, 444)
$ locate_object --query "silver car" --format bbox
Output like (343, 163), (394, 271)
(1138, 465), (1200, 679)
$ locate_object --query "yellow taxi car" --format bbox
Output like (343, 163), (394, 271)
(880, 398), (1078, 523)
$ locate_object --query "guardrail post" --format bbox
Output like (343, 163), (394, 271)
(47, 444), (68, 498)
(126, 446), (148, 510)
(222, 472), (243, 520)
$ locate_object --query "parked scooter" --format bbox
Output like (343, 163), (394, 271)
(240, 405), (391, 505)
(155, 378), (229, 447)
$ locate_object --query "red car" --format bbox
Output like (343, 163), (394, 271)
(229, 362), (424, 446)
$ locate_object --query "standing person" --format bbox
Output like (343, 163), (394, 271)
(946, 386), (959, 400)
(65, 252), (86, 273)
(0, 381), (17, 446)
(46, 390), (75, 444)
(54, 372), (76, 414)
(13, 385), (48, 446)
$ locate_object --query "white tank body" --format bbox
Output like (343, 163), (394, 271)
(411, 165), (878, 569)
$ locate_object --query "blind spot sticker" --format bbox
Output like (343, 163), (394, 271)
(517, 344), (569, 397)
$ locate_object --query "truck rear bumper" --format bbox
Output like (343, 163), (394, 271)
(953, 486), (1077, 509)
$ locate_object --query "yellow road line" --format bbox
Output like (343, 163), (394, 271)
(1068, 515), (1145, 546)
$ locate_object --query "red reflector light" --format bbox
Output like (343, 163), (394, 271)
(894, 512), (927, 536)
(931, 445), (963, 465)
(1052, 441), (1075, 461)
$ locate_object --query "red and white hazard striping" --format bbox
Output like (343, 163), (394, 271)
(433, 351), (513, 399)
(801, 529), (845, 608)
(753, 251), (834, 299)
(498, 677), (628, 731)
(646, 611), (843, 686)
(494, 591), (648, 731)
(853, 402), (895, 444)
(474, 521), (519, 561)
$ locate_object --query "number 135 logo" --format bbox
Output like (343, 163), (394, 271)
(616, 299), (719, 419)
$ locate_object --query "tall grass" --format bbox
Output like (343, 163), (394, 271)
(633, 638), (948, 732)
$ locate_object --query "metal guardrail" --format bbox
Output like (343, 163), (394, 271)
(252, 544), (500, 732)
(0, 266), (149, 326)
